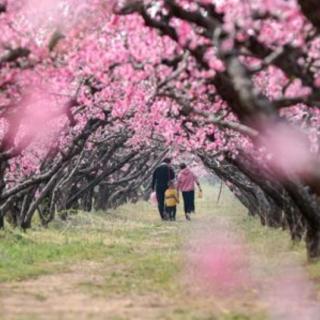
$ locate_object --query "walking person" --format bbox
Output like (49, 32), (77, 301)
(151, 158), (175, 220)
(164, 181), (179, 221)
(177, 163), (202, 221)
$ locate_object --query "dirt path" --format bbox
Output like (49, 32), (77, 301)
(0, 260), (173, 320)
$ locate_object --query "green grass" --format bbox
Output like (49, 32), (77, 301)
(0, 228), (107, 282)
(0, 202), (183, 289)
(0, 211), (136, 282)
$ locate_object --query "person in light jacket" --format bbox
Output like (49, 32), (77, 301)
(177, 163), (202, 220)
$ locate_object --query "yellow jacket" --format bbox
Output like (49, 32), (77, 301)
(165, 188), (179, 207)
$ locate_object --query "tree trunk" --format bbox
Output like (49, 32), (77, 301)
(306, 226), (320, 261)
(94, 183), (110, 211)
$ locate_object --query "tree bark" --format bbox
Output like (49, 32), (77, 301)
(299, 0), (320, 32)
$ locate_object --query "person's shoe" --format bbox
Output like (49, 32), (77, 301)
(185, 213), (191, 221)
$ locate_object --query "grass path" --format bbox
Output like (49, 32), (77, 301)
(1, 185), (320, 319)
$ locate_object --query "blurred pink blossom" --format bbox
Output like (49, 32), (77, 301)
(260, 123), (314, 177)
(186, 229), (250, 296)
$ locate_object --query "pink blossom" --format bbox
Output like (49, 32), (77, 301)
(260, 123), (314, 177)
(186, 230), (250, 296)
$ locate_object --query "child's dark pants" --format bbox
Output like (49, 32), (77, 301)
(165, 206), (176, 221)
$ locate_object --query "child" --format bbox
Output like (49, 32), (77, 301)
(164, 181), (179, 221)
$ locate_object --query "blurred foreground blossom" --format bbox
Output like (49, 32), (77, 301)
(260, 123), (315, 178)
(185, 225), (251, 296)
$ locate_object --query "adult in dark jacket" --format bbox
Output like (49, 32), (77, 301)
(152, 158), (175, 220)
